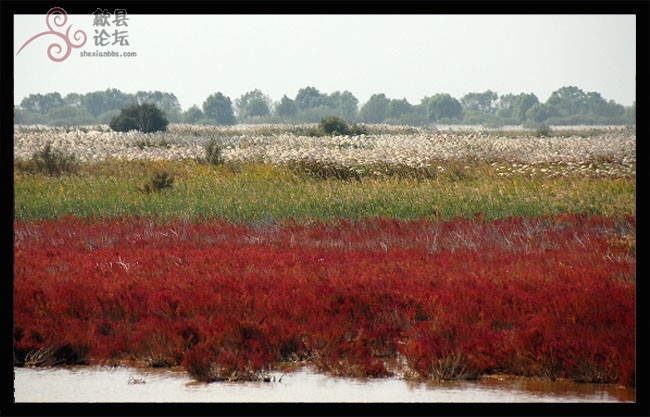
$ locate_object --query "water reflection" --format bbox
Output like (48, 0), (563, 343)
(13, 366), (635, 403)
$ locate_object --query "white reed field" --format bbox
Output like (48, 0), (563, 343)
(14, 124), (636, 177)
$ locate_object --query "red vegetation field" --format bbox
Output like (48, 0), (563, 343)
(13, 214), (636, 386)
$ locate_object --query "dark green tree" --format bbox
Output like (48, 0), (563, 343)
(84, 88), (136, 118)
(135, 91), (182, 123)
(525, 103), (559, 124)
(326, 90), (359, 121)
(586, 92), (624, 118)
(14, 108), (41, 124)
(495, 93), (519, 119)
(47, 106), (95, 126)
(97, 110), (122, 125)
(137, 103), (169, 132)
(109, 102), (169, 133)
(546, 86), (589, 117)
(425, 94), (463, 122)
(320, 116), (350, 135)
(623, 102), (635, 124)
(295, 86), (328, 111)
(296, 106), (336, 123)
(513, 93), (539, 123)
(495, 93), (540, 123)
(20, 92), (65, 114)
(460, 90), (498, 114)
(235, 89), (272, 121)
(386, 98), (413, 120)
(358, 93), (390, 123)
(183, 105), (204, 124)
(274, 95), (297, 118)
(63, 93), (84, 108)
(203, 92), (236, 125)
(135, 90), (163, 105)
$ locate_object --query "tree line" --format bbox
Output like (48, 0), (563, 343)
(15, 86), (635, 128)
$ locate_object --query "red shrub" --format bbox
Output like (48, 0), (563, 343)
(13, 215), (636, 386)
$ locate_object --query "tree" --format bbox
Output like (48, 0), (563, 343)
(109, 102), (169, 133)
(460, 90), (498, 114)
(295, 86), (327, 111)
(97, 110), (121, 125)
(14, 108), (42, 125)
(495, 94), (519, 119)
(546, 86), (589, 117)
(586, 92), (624, 118)
(623, 102), (635, 125)
(235, 89), (271, 121)
(274, 95), (297, 118)
(513, 93), (539, 123)
(20, 92), (65, 114)
(495, 93), (539, 124)
(203, 92), (236, 125)
(525, 103), (558, 124)
(84, 88), (136, 118)
(297, 106), (336, 123)
(47, 106), (95, 126)
(183, 105), (204, 124)
(425, 94), (463, 122)
(386, 98), (413, 120)
(358, 93), (390, 123)
(135, 90), (182, 122)
(326, 90), (359, 121)
(135, 90), (163, 105)
(137, 103), (169, 132)
(63, 93), (84, 108)
(320, 116), (350, 135)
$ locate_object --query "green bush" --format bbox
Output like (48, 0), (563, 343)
(319, 117), (368, 136)
(110, 103), (169, 133)
(140, 170), (174, 193)
(204, 140), (225, 165)
(320, 116), (350, 135)
(21, 142), (79, 176)
(535, 125), (553, 137)
(109, 113), (138, 132)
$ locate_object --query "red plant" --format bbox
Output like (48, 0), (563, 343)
(13, 214), (636, 386)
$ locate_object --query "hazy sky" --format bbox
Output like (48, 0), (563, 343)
(14, 13), (637, 111)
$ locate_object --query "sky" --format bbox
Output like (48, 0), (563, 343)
(14, 13), (637, 111)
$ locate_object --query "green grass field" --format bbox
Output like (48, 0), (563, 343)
(14, 158), (635, 223)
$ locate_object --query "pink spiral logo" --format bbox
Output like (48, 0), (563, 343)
(16, 7), (87, 62)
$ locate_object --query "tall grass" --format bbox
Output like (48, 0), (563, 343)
(14, 159), (635, 223)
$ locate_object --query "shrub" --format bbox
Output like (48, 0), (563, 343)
(110, 103), (169, 133)
(535, 125), (553, 137)
(23, 344), (89, 367)
(24, 142), (79, 176)
(320, 116), (350, 135)
(318, 117), (368, 136)
(140, 170), (174, 193)
(204, 139), (225, 165)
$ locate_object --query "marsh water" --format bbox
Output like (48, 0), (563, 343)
(14, 365), (635, 403)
